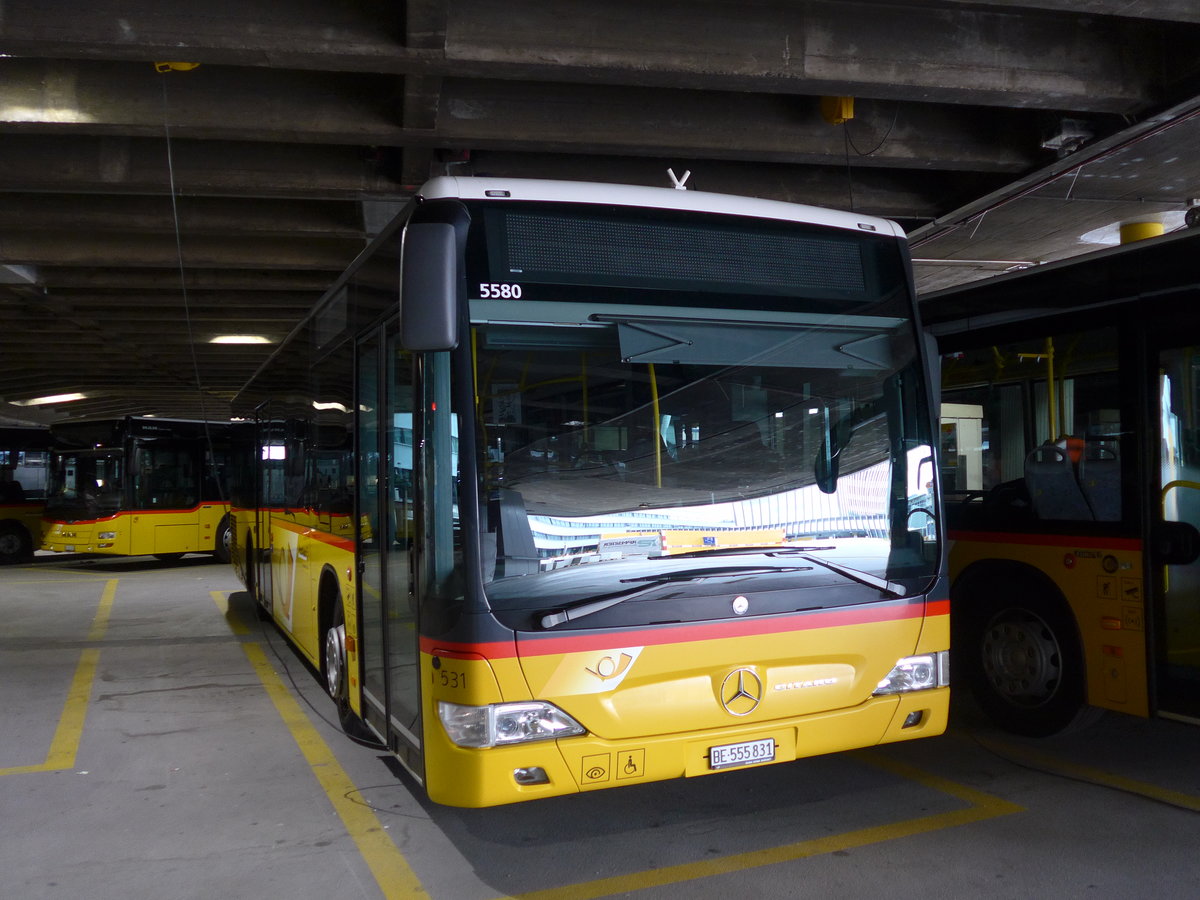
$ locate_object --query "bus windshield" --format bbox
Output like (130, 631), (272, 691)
(44, 449), (125, 521)
(472, 308), (937, 628)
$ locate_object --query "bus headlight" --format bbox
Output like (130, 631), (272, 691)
(438, 700), (586, 748)
(98, 532), (117, 540)
(873, 651), (949, 695)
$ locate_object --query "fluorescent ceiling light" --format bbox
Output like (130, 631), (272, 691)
(209, 335), (272, 345)
(11, 392), (87, 406)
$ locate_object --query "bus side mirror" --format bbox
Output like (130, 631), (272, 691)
(401, 223), (459, 351)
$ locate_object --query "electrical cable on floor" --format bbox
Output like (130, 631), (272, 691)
(254, 609), (388, 751)
(252, 613), (428, 818)
(968, 730), (1200, 815)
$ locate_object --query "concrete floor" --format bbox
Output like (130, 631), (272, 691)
(2, 555), (1199, 900)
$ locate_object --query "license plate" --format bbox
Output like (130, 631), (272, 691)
(709, 737), (775, 770)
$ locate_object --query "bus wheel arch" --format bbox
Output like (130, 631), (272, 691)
(243, 534), (269, 620)
(0, 521), (33, 564)
(953, 561), (1099, 737)
(320, 568), (369, 737)
(213, 514), (232, 564)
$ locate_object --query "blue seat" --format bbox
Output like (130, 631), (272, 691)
(1024, 443), (1093, 521)
(1080, 449), (1121, 521)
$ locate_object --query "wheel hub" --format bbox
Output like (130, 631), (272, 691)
(980, 608), (1062, 707)
(325, 623), (346, 700)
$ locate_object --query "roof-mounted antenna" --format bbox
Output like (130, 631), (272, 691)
(667, 168), (691, 190)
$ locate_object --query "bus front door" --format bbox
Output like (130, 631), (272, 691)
(357, 328), (420, 769)
(1154, 344), (1200, 721)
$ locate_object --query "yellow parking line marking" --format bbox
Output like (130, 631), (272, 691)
(0, 580), (115, 776)
(0, 649), (100, 776)
(241, 642), (428, 899)
(978, 736), (1200, 812)
(40, 647), (100, 770)
(211, 590), (251, 636)
(513, 750), (1023, 900)
(86, 579), (118, 641)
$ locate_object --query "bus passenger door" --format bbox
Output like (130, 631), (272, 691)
(385, 336), (419, 758)
(254, 411), (282, 615)
(1154, 344), (1200, 721)
(356, 328), (420, 767)
(357, 335), (387, 730)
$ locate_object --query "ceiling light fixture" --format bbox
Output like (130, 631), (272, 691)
(11, 392), (87, 406)
(209, 335), (272, 345)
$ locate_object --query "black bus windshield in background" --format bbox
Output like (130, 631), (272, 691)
(472, 204), (907, 310)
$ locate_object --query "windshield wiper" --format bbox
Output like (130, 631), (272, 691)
(538, 565), (809, 629)
(655, 544), (905, 597)
(793, 554), (906, 597)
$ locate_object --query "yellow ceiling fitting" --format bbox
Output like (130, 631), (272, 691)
(154, 62), (201, 73)
(820, 96), (855, 126)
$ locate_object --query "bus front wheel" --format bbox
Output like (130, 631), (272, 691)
(213, 515), (232, 564)
(961, 580), (1098, 737)
(324, 601), (369, 738)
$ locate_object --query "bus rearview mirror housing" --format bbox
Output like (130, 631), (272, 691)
(401, 223), (459, 351)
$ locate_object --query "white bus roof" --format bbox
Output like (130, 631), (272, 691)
(417, 176), (905, 239)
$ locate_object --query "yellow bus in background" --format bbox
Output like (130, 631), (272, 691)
(230, 176), (948, 807)
(41, 416), (242, 562)
(928, 228), (1200, 735)
(0, 426), (50, 564)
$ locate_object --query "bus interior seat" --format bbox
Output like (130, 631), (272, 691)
(489, 488), (541, 576)
(1024, 442), (1094, 521)
(0, 480), (24, 502)
(1080, 447), (1121, 521)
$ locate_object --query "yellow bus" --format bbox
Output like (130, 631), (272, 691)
(230, 176), (948, 807)
(0, 426), (50, 564)
(928, 227), (1200, 735)
(41, 417), (240, 562)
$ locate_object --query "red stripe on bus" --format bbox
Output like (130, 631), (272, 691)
(422, 596), (948, 659)
(948, 530), (1143, 551)
(267, 518), (356, 554)
(42, 504), (230, 525)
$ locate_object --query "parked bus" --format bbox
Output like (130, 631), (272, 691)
(0, 426), (50, 564)
(41, 416), (240, 562)
(926, 226), (1200, 735)
(230, 176), (948, 807)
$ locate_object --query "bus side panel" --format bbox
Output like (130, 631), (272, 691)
(264, 515), (355, 673)
(268, 517), (308, 658)
(196, 502), (228, 552)
(950, 533), (1148, 717)
(132, 510), (199, 555)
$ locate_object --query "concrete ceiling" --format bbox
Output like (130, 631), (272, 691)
(3, 0), (1200, 422)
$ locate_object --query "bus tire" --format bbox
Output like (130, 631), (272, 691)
(244, 537), (270, 621)
(213, 515), (232, 564)
(324, 597), (370, 739)
(958, 572), (1096, 737)
(0, 523), (33, 564)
